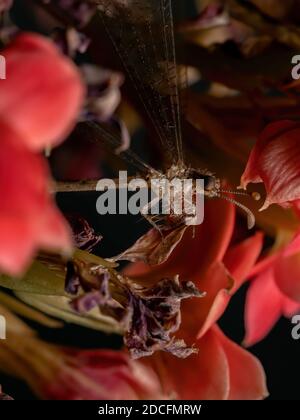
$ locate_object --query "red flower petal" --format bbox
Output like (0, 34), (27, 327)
(244, 269), (284, 346)
(197, 233), (264, 338)
(0, 33), (84, 151)
(224, 232), (264, 290)
(241, 120), (300, 210)
(184, 261), (232, 340)
(43, 350), (164, 400)
(0, 216), (37, 275)
(148, 328), (230, 400)
(273, 231), (300, 302)
(147, 327), (268, 400)
(0, 125), (72, 275)
(124, 198), (235, 283)
(244, 230), (300, 344)
(274, 252), (300, 302)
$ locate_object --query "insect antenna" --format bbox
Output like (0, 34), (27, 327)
(220, 189), (261, 201)
(217, 194), (256, 230)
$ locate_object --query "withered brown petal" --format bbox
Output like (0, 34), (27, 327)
(114, 226), (187, 266)
(124, 278), (204, 359)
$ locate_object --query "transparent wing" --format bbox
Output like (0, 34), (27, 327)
(85, 120), (160, 175)
(96, 0), (185, 165)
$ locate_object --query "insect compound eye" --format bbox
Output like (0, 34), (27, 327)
(202, 175), (216, 191)
(188, 170), (216, 192)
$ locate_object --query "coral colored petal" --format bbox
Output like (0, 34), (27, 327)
(37, 205), (73, 254)
(195, 234), (264, 340)
(0, 216), (36, 275)
(244, 269), (283, 346)
(259, 131), (300, 209)
(241, 121), (300, 209)
(240, 120), (299, 189)
(197, 287), (231, 339)
(148, 329), (230, 400)
(272, 231), (300, 302)
(240, 149), (263, 190)
(76, 351), (163, 400)
(250, 252), (278, 278)
(274, 252), (300, 302)
(214, 326), (268, 400)
(182, 261), (232, 339)
(1, 33), (84, 151)
(224, 232), (264, 291)
(0, 126), (72, 275)
(282, 298), (300, 318)
(43, 350), (163, 400)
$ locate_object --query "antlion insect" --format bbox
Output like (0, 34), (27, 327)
(57, 0), (260, 232)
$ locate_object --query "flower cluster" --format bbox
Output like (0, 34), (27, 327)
(1, 0), (300, 401)
(66, 256), (204, 359)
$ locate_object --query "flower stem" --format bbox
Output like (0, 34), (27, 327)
(53, 177), (138, 193)
(53, 180), (99, 193)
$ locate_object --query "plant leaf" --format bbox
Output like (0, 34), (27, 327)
(15, 291), (123, 334)
(0, 261), (66, 295)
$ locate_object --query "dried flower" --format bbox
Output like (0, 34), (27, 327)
(0, 0), (13, 13)
(67, 214), (102, 251)
(81, 64), (124, 123)
(52, 27), (90, 56)
(244, 229), (300, 346)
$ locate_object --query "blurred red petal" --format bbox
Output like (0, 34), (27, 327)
(224, 232), (264, 290)
(273, 231), (300, 301)
(244, 269), (283, 346)
(0, 125), (72, 275)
